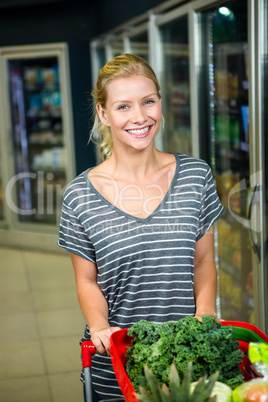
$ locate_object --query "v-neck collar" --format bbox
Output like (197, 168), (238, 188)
(84, 153), (180, 224)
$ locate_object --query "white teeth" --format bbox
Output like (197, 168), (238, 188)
(127, 126), (150, 135)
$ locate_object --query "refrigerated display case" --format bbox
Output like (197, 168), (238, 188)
(263, 0), (268, 331)
(254, 0), (268, 330)
(0, 154), (3, 221)
(196, 1), (254, 323)
(157, 14), (191, 155)
(0, 43), (75, 230)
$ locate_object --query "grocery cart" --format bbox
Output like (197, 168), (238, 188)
(81, 321), (268, 402)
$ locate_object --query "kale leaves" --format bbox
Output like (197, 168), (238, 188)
(125, 316), (244, 391)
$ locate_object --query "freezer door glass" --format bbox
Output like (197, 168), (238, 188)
(263, 0), (268, 328)
(0, 152), (3, 220)
(198, 2), (253, 322)
(158, 16), (191, 155)
(8, 57), (67, 225)
(129, 32), (149, 62)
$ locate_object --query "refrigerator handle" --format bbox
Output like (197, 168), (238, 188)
(248, 184), (261, 261)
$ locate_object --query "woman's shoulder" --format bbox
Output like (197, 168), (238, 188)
(177, 153), (211, 171)
(62, 169), (92, 202)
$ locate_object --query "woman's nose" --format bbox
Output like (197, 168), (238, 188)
(130, 105), (147, 124)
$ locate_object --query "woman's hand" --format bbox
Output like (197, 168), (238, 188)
(90, 326), (121, 356)
(194, 313), (224, 322)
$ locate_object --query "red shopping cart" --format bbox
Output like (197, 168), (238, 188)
(81, 321), (268, 402)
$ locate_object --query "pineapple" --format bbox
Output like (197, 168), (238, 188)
(136, 361), (219, 402)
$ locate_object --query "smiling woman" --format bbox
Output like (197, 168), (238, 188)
(57, 53), (224, 400)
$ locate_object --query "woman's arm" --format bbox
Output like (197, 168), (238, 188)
(69, 252), (120, 355)
(193, 227), (217, 321)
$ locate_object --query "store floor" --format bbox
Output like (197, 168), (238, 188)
(0, 246), (86, 402)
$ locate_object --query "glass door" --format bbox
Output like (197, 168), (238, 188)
(155, 10), (192, 156)
(7, 57), (66, 225)
(196, 1), (254, 323)
(259, 0), (268, 332)
(0, 149), (3, 221)
(263, 0), (268, 332)
(0, 44), (75, 230)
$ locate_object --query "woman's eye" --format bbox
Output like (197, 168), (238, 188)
(145, 99), (154, 105)
(118, 104), (129, 110)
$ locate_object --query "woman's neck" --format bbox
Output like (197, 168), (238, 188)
(107, 146), (161, 181)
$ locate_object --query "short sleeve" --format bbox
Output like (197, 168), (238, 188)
(58, 196), (96, 262)
(196, 166), (224, 241)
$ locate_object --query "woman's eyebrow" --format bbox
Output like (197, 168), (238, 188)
(111, 93), (158, 106)
(111, 99), (129, 106)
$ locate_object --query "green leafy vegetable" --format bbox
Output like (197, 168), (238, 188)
(125, 316), (243, 392)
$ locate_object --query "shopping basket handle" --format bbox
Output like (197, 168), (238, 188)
(81, 341), (96, 402)
(81, 341), (96, 368)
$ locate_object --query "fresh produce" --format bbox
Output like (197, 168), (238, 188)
(232, 342), (268, 402)
(248, 342), (268, 366)
(126, 316), (244, 392)
(232, 381), (268, 401)
(190, 380), (232, 401)
(137, 361), (219, 402)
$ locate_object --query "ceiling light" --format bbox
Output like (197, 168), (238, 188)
(219, 7), (232, 16)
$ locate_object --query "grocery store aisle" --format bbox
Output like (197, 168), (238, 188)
(0, 246), (86, 402)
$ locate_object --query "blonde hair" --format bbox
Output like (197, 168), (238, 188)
(90, 53), (161, 160)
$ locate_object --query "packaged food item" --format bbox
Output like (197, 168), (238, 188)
(232, 342), (268, 401)
(24, 67), (38, 84)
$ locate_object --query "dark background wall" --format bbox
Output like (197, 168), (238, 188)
(0, 0), (164, 173)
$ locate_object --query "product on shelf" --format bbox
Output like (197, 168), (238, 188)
(32, 148), (66, 171)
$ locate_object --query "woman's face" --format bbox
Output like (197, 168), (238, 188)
(97, 74), (162, 152)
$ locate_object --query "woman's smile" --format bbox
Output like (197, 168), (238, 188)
(126, 125), (152, 137)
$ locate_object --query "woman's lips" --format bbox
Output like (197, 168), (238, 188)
(126, 125), (152, 138)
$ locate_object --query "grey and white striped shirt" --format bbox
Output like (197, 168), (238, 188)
(58, 153), (223, 399)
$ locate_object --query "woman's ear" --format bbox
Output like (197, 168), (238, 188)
(96, 104), (111, 127)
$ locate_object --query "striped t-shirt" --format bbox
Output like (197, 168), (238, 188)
(58, 153), (223, 399)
